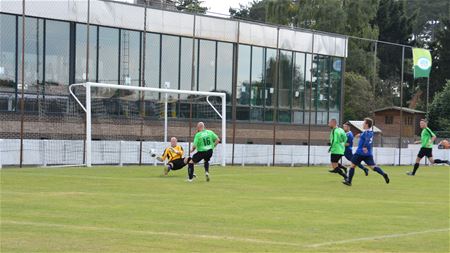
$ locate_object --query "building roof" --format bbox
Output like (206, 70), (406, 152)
(373, 106), (425, 114)
(348, 121), (382, 133)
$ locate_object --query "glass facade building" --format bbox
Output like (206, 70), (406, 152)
(0, 0), (347, 125)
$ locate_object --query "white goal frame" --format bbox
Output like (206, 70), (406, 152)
(69, 82), (227, 167)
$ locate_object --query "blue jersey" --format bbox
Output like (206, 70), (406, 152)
(346, 131), (354, 152)
(355, 130), (374, 156)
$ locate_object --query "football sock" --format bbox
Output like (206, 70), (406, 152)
(204, 161), (209, 173)
(412, 163), (420, 175)
(334, 166), (347, 179)
(357, 163), (367, 171)
(373, 166), (385, 176)
(188, 163), (194, 180)
(434, 159), (448, 164)
(167, 164), (172, 172)
(347, 167), (355, 183)
(338, 163), (347, 173)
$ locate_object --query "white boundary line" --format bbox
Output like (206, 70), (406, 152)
(3, 220), (448, 249)
(306, 228), (450, 248)
(2, 220), (302, 248)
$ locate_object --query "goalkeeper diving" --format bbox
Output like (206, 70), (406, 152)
(153, 137), (189, 176)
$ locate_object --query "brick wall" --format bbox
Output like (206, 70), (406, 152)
(0, 113), (332, 145)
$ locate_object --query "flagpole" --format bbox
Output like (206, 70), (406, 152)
(426, 76), (430, 118)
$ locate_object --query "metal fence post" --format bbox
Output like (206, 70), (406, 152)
(0, 139), (3, 169)
(119, 141), (123, 166)
(241, 145), (245, 167)
(42, 140), (47, 167)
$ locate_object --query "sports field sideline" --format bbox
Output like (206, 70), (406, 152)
(1, 165), (449, 252)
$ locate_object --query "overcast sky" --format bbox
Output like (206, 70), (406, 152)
(202, 0), (254, 16)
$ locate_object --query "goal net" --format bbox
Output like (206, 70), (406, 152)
(63, 82), (226, 167)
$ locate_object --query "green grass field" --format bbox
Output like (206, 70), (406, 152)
(1, 165), (449, 252)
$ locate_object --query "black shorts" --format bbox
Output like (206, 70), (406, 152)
(169, 158), (186, 170)
(330, 154), (343, 163)
(351, 154), (376, 166)
(192, 149), (213, 163)
(417, 147), (433, 158)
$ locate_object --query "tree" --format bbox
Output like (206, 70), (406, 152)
(405, 0), (450, 45)
(294, 0), (346, 33)
(175, 0), (207, 13)
(374, 0), (415, 80)
(428, 81), (450, 132)
(266, 0), (295, 25)
(428, 19), (450, 98)
(343, 72), (374, 121)
(229, 0), (267, 22)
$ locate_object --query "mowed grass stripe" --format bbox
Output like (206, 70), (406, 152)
(1, 166), (449, 252)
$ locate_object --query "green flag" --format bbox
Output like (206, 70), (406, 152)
(412, 48), (432, 79)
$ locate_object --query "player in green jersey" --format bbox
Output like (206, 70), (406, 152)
(407, 119), (449, 176)
(187, 122), (220, 182)
(327, 118), (348, 180)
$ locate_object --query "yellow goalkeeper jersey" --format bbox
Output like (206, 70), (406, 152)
(161, 145), (184, 162)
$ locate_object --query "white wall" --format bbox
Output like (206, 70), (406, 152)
(1, 139), (448, 167)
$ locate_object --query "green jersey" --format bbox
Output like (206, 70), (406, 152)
(329, 127), (347, 155)
(421, 127), (435, 148)
(194, 129), (218, 152)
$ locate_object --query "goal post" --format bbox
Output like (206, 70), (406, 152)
(69, 82), (227, 167)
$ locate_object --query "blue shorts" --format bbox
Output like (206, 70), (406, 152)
(351, 154), (376, 166)
(344, 149), (353, 161)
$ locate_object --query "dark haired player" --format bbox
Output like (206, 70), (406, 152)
(343, 122), (369, 176)
(343, 118), (390, 186)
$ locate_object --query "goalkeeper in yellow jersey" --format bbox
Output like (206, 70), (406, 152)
(155, 137), (188, 176)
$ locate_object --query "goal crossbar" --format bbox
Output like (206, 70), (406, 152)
(69, 82), (227, 167)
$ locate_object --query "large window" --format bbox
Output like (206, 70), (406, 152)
(75, 24), (97, 83)
(0, 14), (16, 92)
(0, 14), (16, 111)
(292, 52), (306, 124)
(98, 27), (119, 84)
(304, 54), (315, 124)
(278, 50), (293, 123)
(315, 55), (330, 124)
(198, 40), (215, 92)
(17, 17), (44, 90)
(120, 30), (140, 87)
(329, 57), (342, 122)
(250, 46), (264, 121)
(45, 20), (70, 89)
(144, 33), (160, 100)
(265, 48), (277, 121)
(161, 35), (179, 90)
(216, 42), (233, 104)
(179, 37), (195, 93)
(236, 44), (251, 120)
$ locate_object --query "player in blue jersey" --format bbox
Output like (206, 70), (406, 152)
(343, 118), (390, 186)
(343, 122), (369, 176)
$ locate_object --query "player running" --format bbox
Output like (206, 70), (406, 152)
(327, 119), (348, 180)
(407, 119), (449, 176)
(343, 118), (390, 186)
(187, 122), (220, 182)
(343, 122), (369, 176)
(155, 137), (188, 176)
